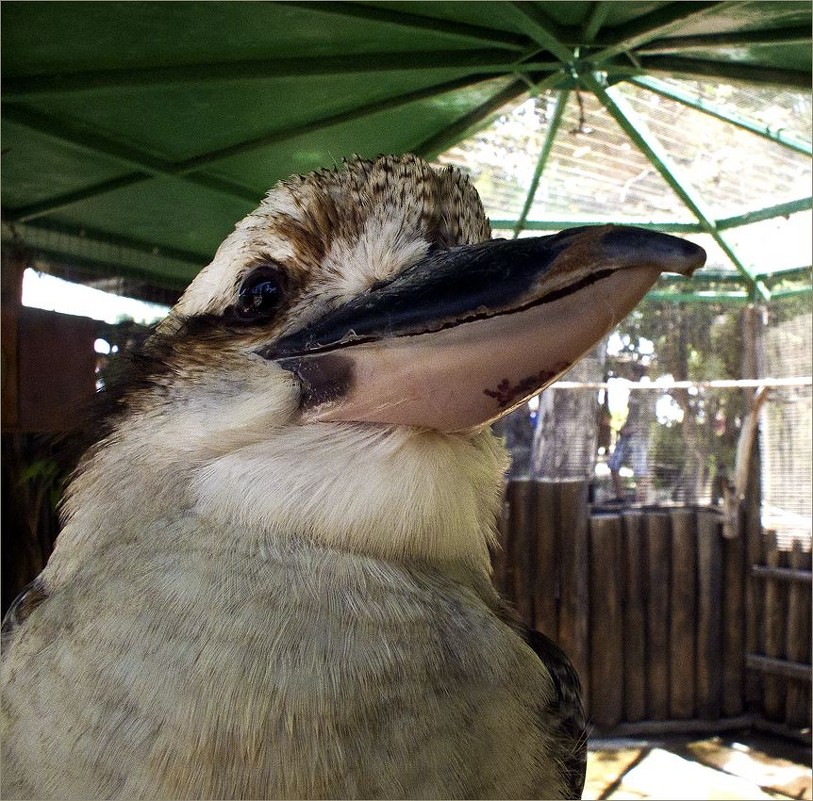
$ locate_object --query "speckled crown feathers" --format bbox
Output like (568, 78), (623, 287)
(262, 154), (492, 249)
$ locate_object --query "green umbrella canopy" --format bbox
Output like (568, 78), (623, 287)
(2, 1), (811, 303)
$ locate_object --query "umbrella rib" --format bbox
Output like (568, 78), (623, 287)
(276, 1), (531, 50)
(582, 73), (769, 300)
(414, 71), (566, 160)
(3, 50), (526, 98)
(3, 73), (514, 221)
(627, 76), (812, 156)
(636, 55), (813, 89)
(513, 90), (570, 238)
(587, 2), (726, 64)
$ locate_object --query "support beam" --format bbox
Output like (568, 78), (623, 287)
(3, 103), (168, 175)
(771, 285), (813, 299)
(513, 90), (569, 237)
(5, 73), (504, 221)
(659, 265), (813, 285)
(3, 50), (527, 97)
(646, 290), (750, 303)
(491, 219), (703, 233)
(628, 76), (812, 156)
(716, 197), (813, 230)
(582, 2), (611, 44)
(637, 25), (813, 54)
(589, 2), (722, 62)
(581, 73), (768, 299)
(5, 218), (208, 267)
(505, 2), (574, 63)
(174, 73), (512, 172)
(278, 1), (530, 50)
(7, 176), (154, 223)
(638, 55), (812, 89)
(2, 219), (206, 288)
(755, 264), (813, 282)
(415, 71), (564, 159)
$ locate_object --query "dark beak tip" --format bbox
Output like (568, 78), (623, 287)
(601, 226), (706, 276)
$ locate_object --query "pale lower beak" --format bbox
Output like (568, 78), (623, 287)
(262, 225), (705, 432)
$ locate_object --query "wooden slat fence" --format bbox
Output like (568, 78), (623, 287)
(493, 478), (812, 737)
(748, 529), (812, 731)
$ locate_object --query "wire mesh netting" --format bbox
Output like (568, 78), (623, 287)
(617, 80), (812, 220)
(434, 76), (812, 295)
(493, 299), (812, 534)
(761, 301), (813, 530)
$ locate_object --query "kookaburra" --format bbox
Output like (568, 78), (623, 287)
(1, 154), (704, 799)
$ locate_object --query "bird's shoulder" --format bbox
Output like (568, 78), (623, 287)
(493, 600), (587, 799)
(526, 626), (587, 798)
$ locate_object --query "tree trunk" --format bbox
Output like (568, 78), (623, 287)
(531, 340), (606, 480)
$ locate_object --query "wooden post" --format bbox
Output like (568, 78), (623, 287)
(506, 479), (534, 628)
(645, 511), (671, 720)
(1, 248), (25, 429)
(669, 508), (696, 719)
(696, 510), (723, 720)
(557, 480), (591, 714)
(741, 304), (765, 711)
(722, 512), (746, 717)
(589, 514), (624, 729)
(785, 541), (812, 729)
(533, 481), (559, 641)
(622, 511), (646, 722)
(762, 529), (787, 721)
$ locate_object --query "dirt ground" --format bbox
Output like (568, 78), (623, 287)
(585, 730), (812, 800)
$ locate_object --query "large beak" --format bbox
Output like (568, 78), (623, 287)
(262, 225), (705, 432)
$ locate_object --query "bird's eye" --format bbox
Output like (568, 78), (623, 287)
(234, 266), (285, 321)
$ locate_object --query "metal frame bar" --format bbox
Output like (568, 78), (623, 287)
(492, 197), (813, 234)
(646, 290), (751, 303)
(658, 264), (813, 285)
(627, 76), (812, 156)
(415, 71), (564, 159)
(485, 201), (811, 240)
(3, 103), (170, 176)
(278, 1), (531, 50)
(771, 285), (813, 299)
(637, 55), (812, 89)
(512, 90), (570, 237)
(12, 243), (194, 291)
(174, 73), (518, 172)
(7, 176), (156, 224)
(505, 3), (574, 63)
(581, 73), (768, 299)
(491, 219), (703, 232)
(582, 2), (611, 44)
(588, 2), (722, 62)
(3, 49), (530, 97)
(717, 197), (813, 230)
(5, 73), (507, 221)
(751, 264), (813, 282)
(6, 218), (209, 266)
(3, 219), (207, 287)
(637, 25), (812, 54)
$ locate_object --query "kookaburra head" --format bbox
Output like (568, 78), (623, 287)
(3, 154), (705, 801)
(111, 153), (703, 569)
